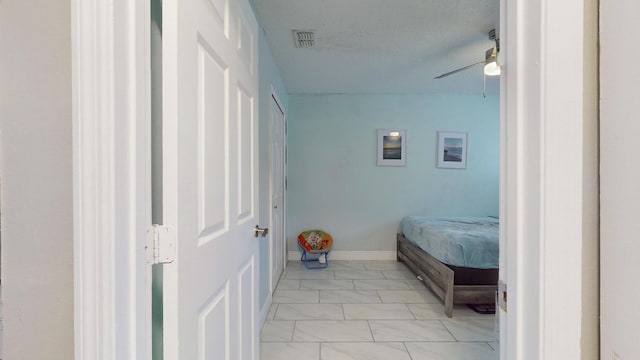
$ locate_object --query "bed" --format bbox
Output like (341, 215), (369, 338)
(397, 216), (499, 317)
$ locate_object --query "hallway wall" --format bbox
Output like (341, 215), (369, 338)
(600, 0), (640, 358)
(0, 0), (74, 358)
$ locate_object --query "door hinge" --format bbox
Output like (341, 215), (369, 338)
(147, 224), (176, 264)
(498, 280), (507, 312)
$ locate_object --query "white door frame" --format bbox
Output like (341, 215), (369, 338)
(500, 0), (588, 358)
(72, 0), (590, 358)
(72, 0), (152, 359)
(268, 87), (286, 294)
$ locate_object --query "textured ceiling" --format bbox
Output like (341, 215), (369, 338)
(253, 0), (500, 94)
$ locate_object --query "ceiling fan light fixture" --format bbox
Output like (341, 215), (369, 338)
(483, 48), (501, 76)
(484, 61), (501, 76)
(433, 29), (501, 80)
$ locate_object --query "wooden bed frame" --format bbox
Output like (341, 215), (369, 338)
(397, 233), (498, 318)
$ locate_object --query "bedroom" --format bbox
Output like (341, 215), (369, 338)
(252, 0), (500, 282)
(253, 0), (501, 358)
(252, 0), (500, 299)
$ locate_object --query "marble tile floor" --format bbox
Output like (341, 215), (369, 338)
(261, 260), (499, 360)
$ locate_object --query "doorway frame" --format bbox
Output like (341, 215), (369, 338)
(71, 0), (593, 358)
(499, 0), (593, 358)
(72, 0), (152, 359)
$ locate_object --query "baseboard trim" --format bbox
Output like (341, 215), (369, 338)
(258, 293), (273, 330)
(287, 250), (397, 261)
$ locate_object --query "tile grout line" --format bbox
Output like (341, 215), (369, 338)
(439, 319), (460, 342)
(366, 319), (376, 343)
(402, 341), (416, 360)
(375, 289), (383, 304)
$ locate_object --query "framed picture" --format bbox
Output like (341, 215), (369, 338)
(377, 129), (406, 166)
(437, 131), (467, 169)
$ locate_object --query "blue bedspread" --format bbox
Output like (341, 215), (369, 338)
(401, 216), (499, 269)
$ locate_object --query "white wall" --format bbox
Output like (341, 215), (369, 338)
(0, 0), (74, 358)
(600, 1), (640, 358)
(287, 93), (499, 254)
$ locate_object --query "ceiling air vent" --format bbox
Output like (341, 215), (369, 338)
(292, 30), (315, 48)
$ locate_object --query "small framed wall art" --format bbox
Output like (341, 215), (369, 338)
(437, 131), (467, 169)
(377, 129), (406, 166)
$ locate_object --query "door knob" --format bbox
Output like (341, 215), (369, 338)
(253, 225), (269, 238)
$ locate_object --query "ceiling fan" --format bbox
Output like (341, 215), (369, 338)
(434, 29), (500, 80)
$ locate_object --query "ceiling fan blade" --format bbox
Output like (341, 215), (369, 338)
(434, 61), (484, 79)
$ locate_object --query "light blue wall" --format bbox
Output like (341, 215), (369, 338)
(257, 25), (289, 309)
(287, 93), (499, 252)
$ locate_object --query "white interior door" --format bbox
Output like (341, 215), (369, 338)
(270, 94), (286, 292)
(162, 0), (260, 358)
